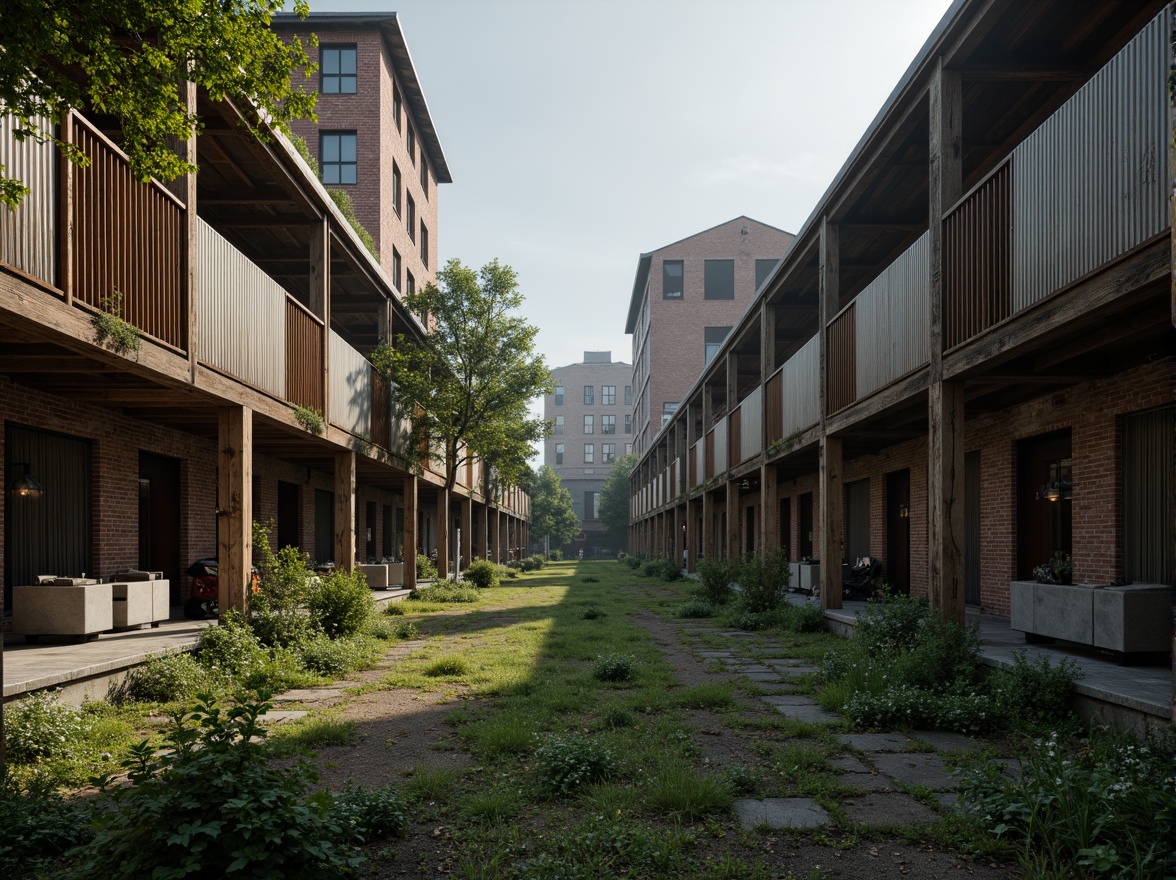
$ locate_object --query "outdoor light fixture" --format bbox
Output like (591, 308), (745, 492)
(740, 479), (751, 491)
(898, 502), (910, 519)
(1035, 459), (1072, 503)
(8, 463), (44, 499)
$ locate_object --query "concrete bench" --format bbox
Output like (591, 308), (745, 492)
(110, 579), (170, 628)
(12, 582), (112, 641)
(1010, 580), (1171, 657)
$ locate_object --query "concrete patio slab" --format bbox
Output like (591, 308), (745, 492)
(734, 797), (830, 830)
(743, 671), (783, 681)
(766, 699), (840, 724)
(829, 755), (873, 774)
(911, 731), (979, 752)
(841, 792), (939, 827)
(838, 771), (893, 792)
(837, 732), (912, 752)
(871, 753), (957, 790)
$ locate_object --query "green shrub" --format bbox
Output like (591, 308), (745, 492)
(411, 583), (480, 603)
(677, 599), (715, 619)
(195, 610), (267, 682)
(308, 568), (373, 639)
(547, 550), (563, 561)
(109, 652), (205, 705)
(622, 554), (644, 570)
(644, 765), (733, 819)
(362, 617), (398, 640)
(462, 558), (502, 589)
(298, 634), (362, 677)
(846, 684), (995, 733)
(790, 603), (827, 633)
(696, 556), (739, 605)
(0, 772), (92, 877)
(326, 187), (378, 260)
(4, 691), (90, 763)
(892, 616), (980, 694)
(855, 594), (930, 655)
(69, 693), (360, 879)
(423, 655), (469, 677)
(382, 602), (406, 616)
(737, 548), (789, 613)
(252, 522), (316, 649)
(329, 783), (407, 843)
(417, 554), (438, 579)
(241, 648), (318, 694)
(985, 652), (1081, 729)
(593, 653), (637, 683)
(393, 621), (420, 640)
(534, 733), (618, 794)
(582, 606), (607, 620)
(504, 567), (519, 578)
(529, 554), (546, 570)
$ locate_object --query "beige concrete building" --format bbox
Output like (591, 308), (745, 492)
(625, 217), (795, 456)
(543, 352), (633, 555)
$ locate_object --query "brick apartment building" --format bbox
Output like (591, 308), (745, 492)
(272, 12), (447, 294)
(625, 217), (795, 456)
(628, 1), (1173, 659)
(544, 352), (633, 555)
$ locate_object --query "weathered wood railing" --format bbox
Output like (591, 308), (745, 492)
(690, 440), (702, 488)
(739, 384), (763, 462)
(826, 303), (856, 413)
(765, 368), (784, 446)
(945, 162), (1010, 349)
(855, 231), (930, 396)
(727, 403), (742, 471)
(329, 330), (372, 438)
(0, 115), (56, 286)
(780, 334), (819, 439)
(712, 419), (728, 479)
(285, 297), (324, 411)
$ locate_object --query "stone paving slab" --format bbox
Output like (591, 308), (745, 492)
(773, 665), (819, 678)
(760, 694), (819, 707)
(938, 792), (961, 810)
(258, 710), (309, 724)
(731, 665), (775, 674)
(750, 682), (802, 694)
(837, 732), (912, 752)
(870, 753), (957, 791)
(766, 700), (840, 724)
(829, 755), (873, 774)
(912, 730), (978, 752)
(718, 631), (757, 638)
(838, 771), (893, 792)
(734, 798), (830, 830)
(841, 792), (939, 827)
(743, 671), (783, 681)
(274, 687), (346, 702)
(763, 657), (810, 668)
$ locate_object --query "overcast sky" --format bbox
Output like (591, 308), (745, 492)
(305, 0), (955, 460)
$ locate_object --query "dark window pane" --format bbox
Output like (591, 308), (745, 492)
(755, 258), (777, 291)
(704, 259), (734, 299)
(663, 260), (683, 299)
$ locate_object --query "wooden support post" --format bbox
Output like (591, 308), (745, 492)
(334, 450), (355, 572)
(437, 489), (450, 578)
(760, 302), (777, 383)
(461, 494), (473, 572)
(491, 508), (500, 563)
(726, 481), (740, 559)
(761, 463), (778, 554)
(217, 406), (252, 617)
(310, 217), (331, 418)
(180, 80), (198, 380)
(403, 474), (417, 590)
(59, 111), (74, 306)
(702, 490), (714, 561)
(819, 435), (843, 609)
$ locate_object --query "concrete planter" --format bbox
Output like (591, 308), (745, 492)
(1010, 579), (1172, 655)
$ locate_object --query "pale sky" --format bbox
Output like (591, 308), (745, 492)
(304, 0), (956, 461)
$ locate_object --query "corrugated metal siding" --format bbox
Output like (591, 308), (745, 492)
(329, 330), (372, 436)
(1012, 7), (1169, 309)
(781, 334), (820, 437)
(712, 420), (728, 476)
(693, 441), (703, 488)
(741, 385), (763, 461)
(855, 231), (930, 397)
(0, 115), (56, 286)
(196, 218), (286, 397)
(827, 304), (856, 412)
(1122, 407), (1173, 585)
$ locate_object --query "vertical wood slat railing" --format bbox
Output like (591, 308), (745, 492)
(688, 441), (698, 488)
(944, 160), (1011, 349)
(740, 385), (763, 461)
(71, 113), (185, 351)
(728, 404), (742, 470)
(370, 372), (391, 451)
(765, 368), (784, 446)
(285, 296), (323, 412)
(826, 303), (857, 413)
(704, 430), (716, 481)
(0, 115), (56, 286)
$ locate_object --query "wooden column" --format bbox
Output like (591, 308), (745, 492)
(491, 507), (501, 563)
(461, 495), (473, 572)
(404, 475), (418, 590)
(760, 302), (777, 384)
(179, 80), (198, 381)
(310, 217), (331, 419)
(437, 489), (450, 578)
(702, 490), (714, 560)
(819, 435), (844, 609)
(480, 500), (490, 561)
(761, 463), (778, 554)
(217, 406), (252, 617)
(726, 481), (740, 559)
(684, 498), (695, 573)
(334, 450), (355, 572)
(928, 58), (966, 625)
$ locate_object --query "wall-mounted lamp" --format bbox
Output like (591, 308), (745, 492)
(898, 502), (910, 519)
(1035, 459), (1072, 503)
(8, 463), (44, 499)
(740, 479), (751, 491)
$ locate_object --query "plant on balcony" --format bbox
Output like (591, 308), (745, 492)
(92, 292), (142, 355)
(326, 188), (378, 261)
(292, 404), (324, 436)
(1033, 551), (1073, 585)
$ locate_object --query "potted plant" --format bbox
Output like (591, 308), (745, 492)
(1032, 551), (1072, 585)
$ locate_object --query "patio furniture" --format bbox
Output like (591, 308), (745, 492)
(358, 563), (390, 589)
(110, 579), (171, 628)
(12, 581), (111, 642)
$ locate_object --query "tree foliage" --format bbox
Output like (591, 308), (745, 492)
(599, 453), (637, 550)
(371, 258), (551, 491)
(0, 0), (318, 208)
(529, 465), (580, 550)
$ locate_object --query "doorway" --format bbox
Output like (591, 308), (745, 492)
(139, 452), (182, 605)
(314, 488), (334, 563)
(277, 481), (300, 551)
(845, 479), (870, 565)
(799, 492), (813, 558)
(779, 497), (792, 560)
(886, 469), (911, 595)
(744, 504), (756, 555)
(365, 501), (377, 561)
(1017, 430), (1072, 580)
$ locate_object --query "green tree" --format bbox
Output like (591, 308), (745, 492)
(599, 453), (637, 551)
(529, 466), (580, 552)
(0, 0), (318, 208)
(371, 258), (551, 493)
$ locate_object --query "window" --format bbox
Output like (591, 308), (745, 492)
(392, 163), (402, 215)
(704, 259), (735, 299)
(583, 415), (594, 434)
(601, 415), (616, 434)
(624, 385), (632, 406)
(625, 443), (633, 456)
(555, 443), (564, 465)
(407, 195), (416, 240)
(662, 259), (683, 299)
(602, 443), (616, 464)
(554, 415), (564, 435)
(320, 45), (357, 94)
(406, 271), (415, 295)
(420, 157), (428, 197)
(393, 86), (402, 131)
(602, 385), (615, 405)
(583, 385), (594, 405)
(662, 401), (679, 425)
(584, 491), (597, 520)
(554, 384), (564, 405)
(583, 444), (594, 464)
(704, 326), (732, 366)
(624, 413), (632, 434)
(407, 124), (416, 164)
(392, 248), (402, 290)
(420, 224), (428, 268)
(320, 131), (357, 185)
(755, 258), (777, 292)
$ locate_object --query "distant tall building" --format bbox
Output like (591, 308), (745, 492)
(625, 217), (794, 455)
(273, 12), (450, 293)
(544, 352), (633, 554)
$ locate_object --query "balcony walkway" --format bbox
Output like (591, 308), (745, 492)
(2, 590), (413, 703)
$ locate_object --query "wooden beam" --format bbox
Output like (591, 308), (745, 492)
(819, 217), (839, 428)
(928, 380), (965, 625)
(725, 481), (739, 559)
(761, 462), (778, 554)
(956, 64), (1085, 82)
(436, 488), (450, 579)
(403, 474), (418, 588)
(217, 406), (252, 618)
(461, 494), (473, 572)
(819, 435), (843, 609)
(334, 450), (356, 572)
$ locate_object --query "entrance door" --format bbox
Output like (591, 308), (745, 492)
(139, 452), (182, 605)
(799, 492), (813, 558)
(886, 470), (911, 595)
(964, 452), (981, 604)
(1017, 431), (1072, 580)
(277, 481), (300, 551)
(779, 497), (792, 560)
(314, 489), (334, 564)
(845, 479), (870, 565)
(365, 501), (377, 561)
